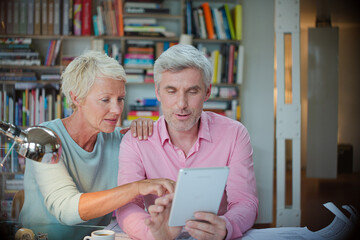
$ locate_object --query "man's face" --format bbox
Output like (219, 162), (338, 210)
(155, 68), (211, 133)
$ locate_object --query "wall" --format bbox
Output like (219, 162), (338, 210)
(242, 0), (274, 223)
(300, 0), (360, 172)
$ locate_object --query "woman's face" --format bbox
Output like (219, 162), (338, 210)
(78, 77), (125, 133)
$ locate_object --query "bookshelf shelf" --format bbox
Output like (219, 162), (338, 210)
(123, 14), (182, 20)
(0, 80), (61, 85)
(0, 65), (62, 70)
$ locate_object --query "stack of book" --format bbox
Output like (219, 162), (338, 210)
(124, 40), (154, 69)
(0, 69), (37, 81)
(124, 0), (170, 14)
(185, 2), (242, 40)
(124, 17), (167, 37)
(125, 68), (145, 83)
(0, 38), (41, 66)
(127, 98), (160, 122)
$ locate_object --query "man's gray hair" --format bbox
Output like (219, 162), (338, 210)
(153, 44), (212, 88)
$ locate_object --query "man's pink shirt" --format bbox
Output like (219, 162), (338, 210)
(116, 111), (258, 240)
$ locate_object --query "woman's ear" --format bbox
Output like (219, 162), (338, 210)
(70, 91), (80, 107)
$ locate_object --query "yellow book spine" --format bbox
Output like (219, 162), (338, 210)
(234, 5), (242, 41)
(127, 116), (159, 121)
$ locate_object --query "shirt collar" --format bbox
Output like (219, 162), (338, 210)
(158, 111), (212, 146)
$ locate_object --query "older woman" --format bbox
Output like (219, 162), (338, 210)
(19, 51), (174, 227)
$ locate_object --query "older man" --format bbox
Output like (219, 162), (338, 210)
(116, 44), (258, 240)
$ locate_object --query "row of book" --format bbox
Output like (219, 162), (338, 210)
(0, 69), (61, 82)
(0, 0), (82, 36)
(199, 43), (244, 85)
(186, 1), (242, 40)
(123, 98), (159, 127)
(0, 87), (72, 128)
(44, 40), (62, 66)
(0, 38), (41, 66)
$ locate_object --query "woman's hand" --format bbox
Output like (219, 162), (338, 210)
(120, 118), (154, 140)
(137, 178), (176, 197)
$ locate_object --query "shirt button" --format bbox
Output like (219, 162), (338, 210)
(177, 151), (182, 155)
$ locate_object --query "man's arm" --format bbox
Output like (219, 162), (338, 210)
(116, 132), (157, 240)
(221, 126), (259, 239)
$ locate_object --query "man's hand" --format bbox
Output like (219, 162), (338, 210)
(120, 118), (154, 140)
(145, 193), (182, 240)
(185, 212), (227, 240)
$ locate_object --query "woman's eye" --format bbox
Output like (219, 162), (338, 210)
(101, 98), (110, 102)
(118, 98), (124, 102)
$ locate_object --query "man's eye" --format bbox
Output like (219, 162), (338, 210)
(189, 90), (198, 94)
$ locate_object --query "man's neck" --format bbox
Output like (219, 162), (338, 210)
(167, 122), (200, 157)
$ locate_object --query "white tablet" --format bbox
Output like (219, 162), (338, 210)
(168, 167), (229, 227)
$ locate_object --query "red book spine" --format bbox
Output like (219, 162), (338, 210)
(227, 44), (235, 84)
(82, 0), (91, 35)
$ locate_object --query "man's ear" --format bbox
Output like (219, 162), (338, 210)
(204, 84), (212, 101)
(70, 91), (80, 107)
(155, 84), (161, 102)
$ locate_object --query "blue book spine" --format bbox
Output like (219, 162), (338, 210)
(92, 15), (99, 36)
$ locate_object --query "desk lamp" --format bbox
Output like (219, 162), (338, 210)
(0, 120), (62, 166)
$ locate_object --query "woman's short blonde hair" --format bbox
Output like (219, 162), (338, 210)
(61, 50), (126, 110)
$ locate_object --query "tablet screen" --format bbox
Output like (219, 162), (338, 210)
(168, 167), (229, 227)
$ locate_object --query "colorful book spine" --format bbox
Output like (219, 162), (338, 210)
(73, 0), (82, 36)
(223, 4), (235, 40)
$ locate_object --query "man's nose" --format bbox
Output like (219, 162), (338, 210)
(177, 93), (188, 109)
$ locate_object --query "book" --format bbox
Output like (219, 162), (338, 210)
(41, 0), (48, 35)
(19, 0), (27, 34)
(62, 0), (69, 35)
(115, 0), (124, 36)
(51, 39), (62, 66)
(73, 0), (82, 36)
(27, 0), (35, 35)
(53, 0), (61, 35)
(211, 50), (219, 84)
(227, 44), (235, 84)
(96, 6), (105, 35)
(197, 8), (207, 39)
(221, 4), (235, 40)
(82, 0), (91, 35)
(236, 45), (244, 84)
(201, 2), (216, 39)
(0, 0), (6, 34)
(6, 1), (13, 34)
(185, 0), (192, 35)
(48, 0), (54, 35)
(13, 0), (20, 34)
(233, 4), (242, 40)
(34, 0), (41, 35)
(108, 0), (118, 36)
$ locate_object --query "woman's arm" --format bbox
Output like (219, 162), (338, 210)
(79, 178), (175, 221)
